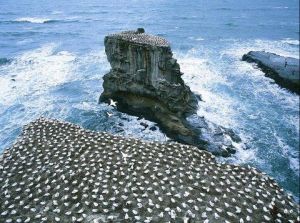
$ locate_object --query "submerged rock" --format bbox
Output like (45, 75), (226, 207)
(0, 118), (299, 222)
(100, 29), (241, 156)
(242, 51), (300, 94)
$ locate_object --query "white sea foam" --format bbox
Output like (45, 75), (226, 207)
(16, 39), (33, 45)
(274, 132), (299, 174)
(222, 39), (299, 59)
(188, 37), (204, 41)
(51, 11), (63, 15)
(218, 142), (257, 165)
(175, 49), (258, 164)
(120, 116), (168, 142)
(176, 40), (299, 177)
(175, 50), (237, 128)
(15, 17), (53, 24)
(0, 44), (75, 106)
(281, 38), (300, 46)
(273, 6), (289, 9)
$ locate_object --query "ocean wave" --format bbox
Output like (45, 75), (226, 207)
(272, 6), (289, 9)
(281, 38), (300, 46)
(175, 49), (259, 167)
(175, 49), (237, 129)
(188, 36), (205, 41)
(222, 39), (299, 59)
(0, 31), (40, 37)
(0, 58), (12, 66)
(0, 46), (167, 153)
(176, 44), (299, 189)
(15, 17), (55, 24)
(0, 44), (76, 106)
(216, 7), (232, 11)
(274, 132), (299, 176)
(51, 10), (63, 15)
(12, 17), (78, 24)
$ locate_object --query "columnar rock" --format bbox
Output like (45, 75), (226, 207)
(100, 29), (198, 116)
(242, 51), (300, 94)
(100, 29), (241, 156)
(0, 118), (299, 222)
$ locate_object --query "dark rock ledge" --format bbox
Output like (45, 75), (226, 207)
(242, 51), (300, 94)
(100, 29), (242, 157)
(0, 118), (299, 222)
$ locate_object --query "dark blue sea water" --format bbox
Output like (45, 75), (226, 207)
(0, 0), (299, 201)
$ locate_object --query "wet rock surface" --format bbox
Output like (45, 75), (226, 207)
(0, 118), (299, 222)
(100, 29), (242, 156)
(242, 51), (300, 94)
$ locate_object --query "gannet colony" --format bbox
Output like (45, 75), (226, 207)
(0, 118), (299, 222)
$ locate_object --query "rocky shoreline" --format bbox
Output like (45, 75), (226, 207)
(242, 51), (300, 94)
(0, 118), (299, 222)
(100, 29), (243, 157)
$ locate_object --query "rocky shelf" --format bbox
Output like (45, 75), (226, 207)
(242, 51), (299, 94)
(100, 29), (243, 157)
(0, 118), (299, 222)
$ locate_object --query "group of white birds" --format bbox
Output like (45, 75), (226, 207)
(0, 117), (299, 222)
(106, 99), (117, 118)
(109, 30), (170, 47)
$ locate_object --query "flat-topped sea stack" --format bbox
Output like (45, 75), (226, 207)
(242, 51), (300, 94)
(0, 118), (299, 222)
(100, 29), (241, 156)
(100, 28), (197, 115)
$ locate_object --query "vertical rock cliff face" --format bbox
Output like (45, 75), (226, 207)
(100, 29), (242, 156)
(101, 29), (198, 116)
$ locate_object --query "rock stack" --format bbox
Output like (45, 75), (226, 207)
(100, 29), (242, 156)
(100, 29), (198, 116)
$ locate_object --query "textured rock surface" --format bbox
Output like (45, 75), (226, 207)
(100, 29), (198, 116)
(0, 118), (299, 222)
(242, 51), (300, 94)
(100, 29), (241, 156)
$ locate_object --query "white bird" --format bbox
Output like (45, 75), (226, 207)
(109, 99), (117, 107)
(183, 216), (190, 223)
(121, 152), (131, 163)
(106, 112), (113, 117)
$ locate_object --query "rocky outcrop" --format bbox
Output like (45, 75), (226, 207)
(242, 51), (300, 94)
(100, 29), (198, 113)
(100, 29), (242, 156)
(0, 118), (299, 222)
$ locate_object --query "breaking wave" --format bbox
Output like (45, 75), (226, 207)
(0, 44), (167, 153)
(10, 17), (79, 24)
(15, 17), (56, 24)
(175, 40), (299, 201)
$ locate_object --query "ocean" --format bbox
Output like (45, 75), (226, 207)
(0, 0), (299, 202)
